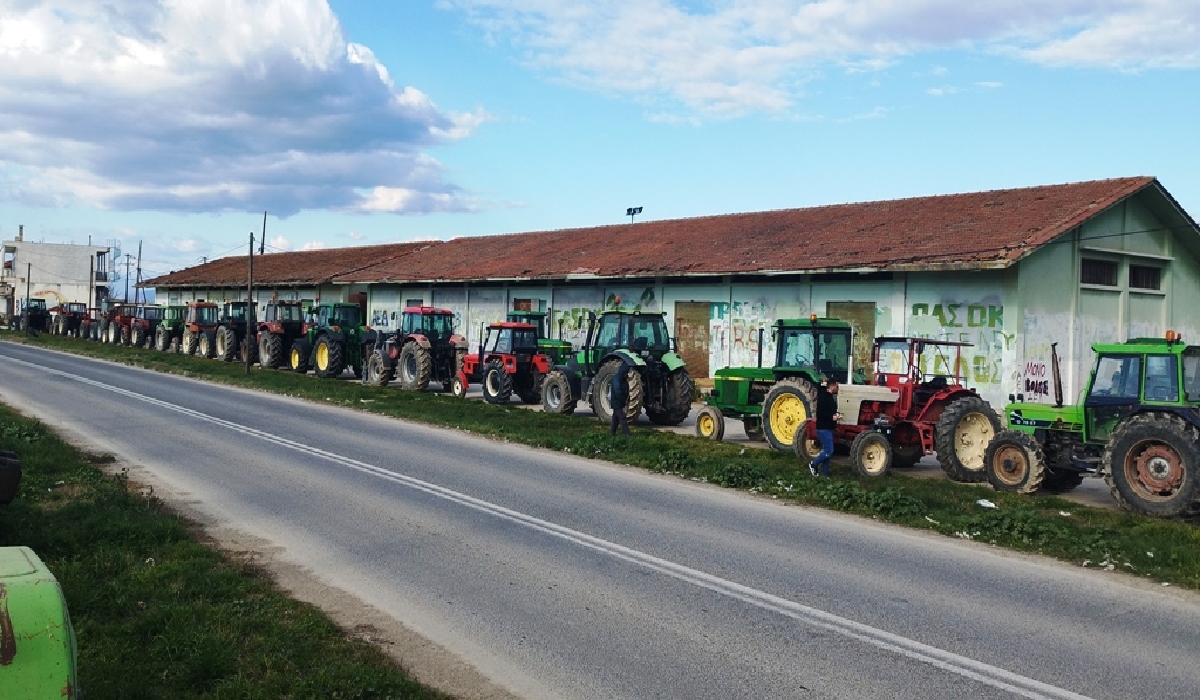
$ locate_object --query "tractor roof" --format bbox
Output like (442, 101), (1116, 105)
(403, 305), (454, 315)
(490, 321), (537, 330)
(1093, 337), (1192, 355)
(775, 317), (852, 330)
(876, 336), (972, 347)
(187, 301), (219, 307)
(508, 310), (546, 317)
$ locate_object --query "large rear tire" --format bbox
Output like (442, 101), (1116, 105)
(591, 360), (644, 424)
(155, 326), (170, 352)
(984, 430), (1046, 494)
(850, 430), (892, 478)
(365, 349), (393, 387)
(397, 342), (432, 391)
(182, 328), (198, 356)
(762, 378), (818, 452)
(314, 336), (345, 378)
(130, 325), (145, 348)
(515, 371), (544, 405)
(935, 395), (1000, 482)
(259, 333), (283, 369)
(240, 334), (258, 364)
(648, 369), (694, 426)
(216, 326), (237, 362)
(541, 369), (577, 415)
(695, 406), (725, 440)
(482, 360), (514, 404)
(1104, 413), (1200, 518)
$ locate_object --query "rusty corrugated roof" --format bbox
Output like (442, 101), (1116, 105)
(145, 241), (437, 288)
(148, 177), (1168, 288)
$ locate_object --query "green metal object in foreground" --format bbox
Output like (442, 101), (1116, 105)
(0, 547), (79, 698)
(507, 310), (573, 365)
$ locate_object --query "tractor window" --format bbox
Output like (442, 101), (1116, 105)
(876, 341), (910, 376)
(333, 306), (360, 328)
(1143, 355), (1179, 402)
(28, 299), (47, 310)
(630, 318), (670, 353)
(1184, 349), (1200, 402)
(276, 305), (303, 322)
(596, 315), (622, 352)
(1090, 355), (1142, 400)
(493, 329), (512, 354)
(143, 307), (163, 321)
(227, 305), (246, 321)
(513, 329), (538, 350)
(423, 313), (455, 339)
(195, 306), (218, 325)
(780, 330), (816, 368)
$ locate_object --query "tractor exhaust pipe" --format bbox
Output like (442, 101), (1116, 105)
(757, 328), (765, 368)
(1051, 342), (1064, 408)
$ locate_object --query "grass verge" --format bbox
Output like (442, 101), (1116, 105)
(0, 402), (451, 699)
(5, 329), (1200, 591)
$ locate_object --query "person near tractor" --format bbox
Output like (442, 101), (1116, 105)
(811, 379), (842, 476)
(609, 359), (633, 435)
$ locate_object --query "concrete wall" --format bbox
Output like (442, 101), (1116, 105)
(1, 241), (110, 311)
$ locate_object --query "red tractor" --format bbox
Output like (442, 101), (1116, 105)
(181, 301), (222, 357)
(805, 337), (1001, 481)
(456, 321), (552, 404)
(364, 306), (467, 391)
(128, 305), (165, 348)
(252, 300), (307, 369)
(104, 303), (140, 344)
(50, 302), (88, 337)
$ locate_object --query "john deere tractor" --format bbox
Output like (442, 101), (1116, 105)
(696, 317), (853, 451)
(154, 305), (188, 351)
(364, 306), (467, 391)
(289, 302), (370, 379)
(541, 311), (693, 425)
(985, 336), (1200, 519)
(507, 310), (573, 366)
(254, 300), (306, 369)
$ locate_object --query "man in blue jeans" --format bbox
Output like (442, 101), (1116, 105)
(810, 379), (841, 476)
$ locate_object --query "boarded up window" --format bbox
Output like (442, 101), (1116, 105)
(1129, 265), (1161, 291)
(405, 298), (424, 308)
(1081, 259), (1118, 286)
(513, 298), (533, 311)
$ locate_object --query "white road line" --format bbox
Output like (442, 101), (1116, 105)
(8, 352), (1095, 700)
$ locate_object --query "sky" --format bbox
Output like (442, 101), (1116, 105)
(0, 0), (1197, 290)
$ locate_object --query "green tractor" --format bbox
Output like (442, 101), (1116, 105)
(153, 305), (188, 351)
(288, 302), (370, 379)
(985, 336), (1200, 518)
(695, 317), (853, 451)
(506, 310), (574, 366)
(541, 311), (693, 425)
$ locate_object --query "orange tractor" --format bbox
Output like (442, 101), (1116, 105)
(181, 302), (221, 357)
(456, 321), (552, 403)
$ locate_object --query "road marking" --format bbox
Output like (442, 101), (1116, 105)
(8, 351), (1094, 700)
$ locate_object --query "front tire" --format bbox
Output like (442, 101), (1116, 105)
(197, 331), (215, 358)
(397, 342), (432, 391)
(216, 326), (237, 362)
(259, 333), (283, 369)
(647, 369), (694, 426)
(1104, 413), (1200, 518)
(289, 341), (310, 373)
(514, 371), (544, 405)
(541, 370), (577, 415)
(984, 430), (1046, 494)
(850, 431), (892, 477)
(482, 360), (513, 404)
(695, 406), (725, 440)
(591, 360), (644, 423)
(314, 336), (345, 378)
(365, 349), (392, 387)
(935, 395), (1000, 482)
(762, 378), (817, 452)
(155, 326), (170, 352)
(130, 325), (145, 348)
(182, 328), (198, 356)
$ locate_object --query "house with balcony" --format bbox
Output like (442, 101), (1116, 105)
(1, 226), (111, 321)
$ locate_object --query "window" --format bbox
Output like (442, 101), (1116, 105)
(1143, 355), (1178, 402)
(405, 298), (424, 308)
(1129, 265), (1161, 291)
(1184, 349), (1200, 402)
(1089, 355), (1141, 399)
(1081, 258), (1118, 286)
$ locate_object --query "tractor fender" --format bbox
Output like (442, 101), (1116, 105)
(322, 331), (346, 344)
(456, 369), (470, 390)
(913, 388), (976, 424)
(450, 333), (468, 349)
(611, 349), (648, 367)
(361, 329), (381, 346)
(406, 333), (431, 349)
(532, 354), (552, 374)
(660, 351), (686, 372)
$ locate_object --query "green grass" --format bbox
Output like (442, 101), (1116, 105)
(0, 404), (452, 699)
(5, 329), (1200, 593)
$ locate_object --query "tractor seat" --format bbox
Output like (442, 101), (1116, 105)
(631, 337), (648, 352)
(919, 376), (948, 391)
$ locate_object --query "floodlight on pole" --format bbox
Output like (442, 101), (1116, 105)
(626, 206), (643, 223)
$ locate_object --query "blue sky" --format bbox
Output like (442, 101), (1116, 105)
(1, 1), (1197, 288)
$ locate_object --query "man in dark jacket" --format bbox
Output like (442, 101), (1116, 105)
(810, 379), (841, 476)
(609, 360), (632, 435)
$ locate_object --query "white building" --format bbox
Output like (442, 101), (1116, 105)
(1, 226), (112, 320)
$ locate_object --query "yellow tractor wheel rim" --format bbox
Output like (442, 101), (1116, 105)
(861, 441), (888, 476)
(768, 394), (807, 446)
(955, 412), (994, 470)
(698, 413), (716, 437)
(316, 343), (329, 370)
(291, 348), (301, 368)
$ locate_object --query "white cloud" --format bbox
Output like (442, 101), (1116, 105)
(976, 81), (1004, 88)
(440, 1), (1199, 117)
(0, 1), (492, 215)
(300, 240), (326, 251)
(346, 231), (366, 240)
(269, 235), (293, 251)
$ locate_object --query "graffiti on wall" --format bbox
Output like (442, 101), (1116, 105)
(909, 302), (1014, 389)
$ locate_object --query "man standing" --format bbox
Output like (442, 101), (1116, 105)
(609, 360), (632, 435)
(810, 379), (841, 476)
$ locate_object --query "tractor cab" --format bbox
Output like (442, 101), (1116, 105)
(186, 302), (220, 328)
(135, 305), (164, 322)
(871, 337), (972, 416)
(773, 318), (853, 385)
(458, 321), (551, 403)
(482, 322), (540, 357)
(64, 302), (87, 316)
(400, 306), (454, 341)
(507, 309), (573, 365)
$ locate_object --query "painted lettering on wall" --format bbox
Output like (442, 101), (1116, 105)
(910, 302), (1013, 387)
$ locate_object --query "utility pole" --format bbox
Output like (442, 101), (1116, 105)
(87, 254), (94, 310)
(259, 211), (267, 256)
(246, 231), (254, 376)
(24, 263), (31, 338)
(134, 241), (143, 305)
(123, 253), (133, 302)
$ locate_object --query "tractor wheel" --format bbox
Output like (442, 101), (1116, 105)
(761, 378), (818, 452)
(120, 325), (131, 346)
(850, 431), (893, 478)
(216, 326), (237, 362)
(984, 430), (1046, 494)
(934, 395), (1000, 482)
(451, 373), (468, 398)
(482, 360), (514, 404)
(130, 325), (145, 348)
(197, 331), (215, 358)
(514, 371), (544, 405)
(591, 360), (644, 424)
(397, 342), (432, 391)
(648, 369), (695, 426)
(240, 335), (258, 364)
(314, 336), (345, 378)
(259, 333), (283, 369)
(743, 418), (767, 442)
(365, 349), (393, 387)
(541, 369), (577, 415)
(155, 326), (169, 352)
(103, 322), (115, 344)
(182, 329), (198, 356)
(1042, 471), (1085, 493)
(1104, 413), (1200, 518)
(695, 406), (725, 440)
(892, 442), (923, 468)
(790, 424), (824, 461)
(289, 341), (310, 373)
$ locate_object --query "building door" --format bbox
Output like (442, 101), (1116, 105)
(674, 301), (711, 378)
(827, 301), (876, 381)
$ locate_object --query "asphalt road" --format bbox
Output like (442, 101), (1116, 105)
(2, 340), (1198, 700)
